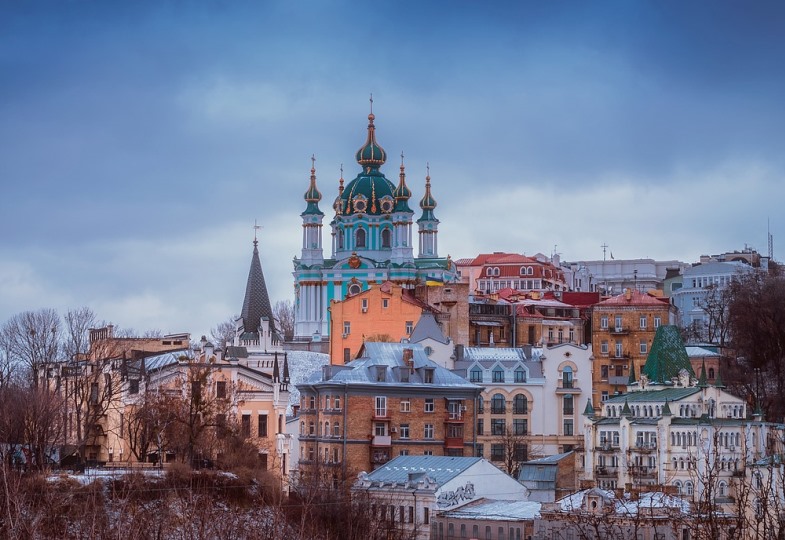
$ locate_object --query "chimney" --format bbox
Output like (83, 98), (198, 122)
(403, 348), (414, 370)
(625, 288), (632, 301)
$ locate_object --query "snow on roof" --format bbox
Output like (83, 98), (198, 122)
(685, 346), (721, 358)
(364, 456), (481, 486)
(461, 347), (527, 361)
(557, 489), (691, 515)
(438, 498), (541, 521)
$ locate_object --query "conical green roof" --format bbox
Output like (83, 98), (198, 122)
(662, 400), (672, 416)
(583, 399), (595, 417)
(697, 360), (709, 388)
(628, 362), (637, 385)
(642, 325), (695, 384)
(714, 366), (725, 388)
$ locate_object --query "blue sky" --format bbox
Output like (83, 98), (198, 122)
(2, 1), (784, 338)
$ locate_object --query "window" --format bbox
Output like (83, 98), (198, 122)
(400, 399), (411, 412)
(563, 419), (574, 436)
(600, 365), (609, 380)
(241, 414), (251, 438)
(400, 424), (410, 439)
(685, 481), (694, 496)
(640, 316), (647, 329)
(654, 316), (662, 328)
(343, 322), (351, 335)
(601, 340), (609, 355)
(491, 419), (506, 435)
(470, 367), (483, 383)
(424, 398), (434, 413)
(562, 366), (573, 389)
(614, 316), (623, 330)
(615, 341), (623, 358)
(513, 418), (528, 435)
(424, 450), (433, 456)
(382, 298), (389, 308)
(334, 396), (341, 409)
(424, 424), (434, 439)
(405, 321), (414, 335)
(601, 391), (609, 402)
(216, 381), (227, 399)
(491, 444), (504, 461)
(333, 422), (340, 436)
(491, 394), (506, 414)
(375, 396), (387, 417)
(477, 419), (484, 435)
(424, 369), (434, 383)
(361, 298), (368, 311)
(258, 415), (268, 437)
(399, 449), (409, 456)
(640, 340), (648, 355)
(90, 382), (99, 404)
(514, 368), (526, 383)
(375, 422), (386, 436)
(600, 316), (608, 329)
(129, 379), (140, 394)
(513, 394), (528, 414)
(343, 348), (351, 363)
(381, 228), (391, 248)
(492, 367), (505, 383)
(356, 228), (366, 248)
(475, 444), (484, 457)
(423, 507), (430, 525)
(477, 396), (484, 413)
(563, 394), (574, 415)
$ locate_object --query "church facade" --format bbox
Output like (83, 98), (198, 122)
(293, 108), (457, 341)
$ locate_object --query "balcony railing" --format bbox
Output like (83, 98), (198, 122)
(595, 466), (619, 477)
(444, 436), (464, 449)
(445, 412), (464, 423)
(610, 327), (629, 335)
(372, 410), (390, 421)
(490, 407), (506, 415)
(371, 435), (392, 447)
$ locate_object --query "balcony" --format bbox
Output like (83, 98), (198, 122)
(372, 410), (391, 421)
(608, 375), (628, 386)
(634, 442), (657, 453)
(595, 466), (619, 478)
(597, 443), (618, 452)
(610, 327), (629, 335)
(490, 407), (506, 415)
(556, 379), (581, 393)
(371, 435), (392, 447)
(445, 412), (465, 423)
(371, 449), (391, 465)
(630, 466), (657, 479)
(611, 353), (631, 360)
(444, 436), (464, 449)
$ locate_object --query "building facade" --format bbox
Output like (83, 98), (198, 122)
(293, 110), (457, 342)
(296, 342), (482, 480)
(591, 289), (674, 408)
(458, 252), (568, 295)
(454, 342), (593, 462)
(564, 258), (689, 296)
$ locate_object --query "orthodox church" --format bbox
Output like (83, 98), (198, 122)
(293, 106), (457, 341)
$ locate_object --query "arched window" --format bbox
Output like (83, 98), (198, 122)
(324, 421), (330, 436)
(470, 367), (483, 383)
(527, 267), (534, 275)
(300, 421), (305, 435)
(338, 229), (344, 249)
(513, 394), (528, 414)
(381, 228), (391, 248)
(674, 480), (683, 495)
(493, 267), (500, 276)
(356, 228), (366, 248)
(685, 481), (694, 496)
(486, 267), (493, 276)
(562, 366), (573, 389)
(491, 394), (506, 414)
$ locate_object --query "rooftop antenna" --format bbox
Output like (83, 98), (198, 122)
(769, 218), (774, 260)
(601, 243), (608, 262)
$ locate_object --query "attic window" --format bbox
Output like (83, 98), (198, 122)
(424, 369), (434, 384)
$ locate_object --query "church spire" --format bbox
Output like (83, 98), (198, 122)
(355, 95), (387, 170)
(418, 163), (438, 221)
(393, 151), (413, 212)
(241, 230), (277, 340)
(302, 155), (323, 216)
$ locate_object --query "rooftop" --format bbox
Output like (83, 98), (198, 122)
(362, 455), (481, 486)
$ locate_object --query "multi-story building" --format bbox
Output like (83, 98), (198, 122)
(454, 343), (593, 462)
(579, 325), (785, 519)
(591, 289), (674, 407)
(670, 261), (756, 344)
(458, 252), (568, 295)
(328, 281), (437, 364)
(353, 455), (530, 540)
(296, 342), (482, 480)
(564, 258), (689, 296)
(414, 281), (470, 347)
(293, 109), (457, 342)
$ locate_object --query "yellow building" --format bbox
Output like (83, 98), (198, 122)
(329, 281), (436, 364)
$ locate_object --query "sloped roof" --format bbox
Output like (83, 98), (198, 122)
(438, 498), (541, 521)
(364, 455), (481, 486)
(240, 240), (277, 339)
(605, 387), (700, 404)
(409, 312), (450, 345)
(460, 347), (528, 361)
(642, 325), (695, 383)
(685, 346), (721, 358)
(597, 289), (669, 306)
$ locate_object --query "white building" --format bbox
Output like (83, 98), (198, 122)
(353, 455), (529, 540)
(564, 258), (689, 295)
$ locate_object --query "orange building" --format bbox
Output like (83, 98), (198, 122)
(591, 289), (674, 407)
(329, 281), (436, 364)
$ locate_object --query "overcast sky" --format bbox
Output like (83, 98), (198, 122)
(2, 1), (784, 339)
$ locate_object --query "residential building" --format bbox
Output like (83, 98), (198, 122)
(670, 261), (755, 344)
(408, 311), (455, 369)
(414, 281), (470, 347)
(293, 110), (457, 342)
(353, 455), (529, 540)
(453, 342), (593, 462)
(296, 343), (482, 481)
(579, 325), (785, 520)
(591, 289), (674, 408)
(564, 258), (689, 296)
(328, 281), (437, 364)
(458, 252), (568, 295)
(434, 499), (541, 540)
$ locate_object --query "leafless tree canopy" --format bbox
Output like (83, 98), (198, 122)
(211, 316), (238, 348)
(1, 308), (61, 386)
(273, 300), (295, 341)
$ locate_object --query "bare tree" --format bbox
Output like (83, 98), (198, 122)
(492, 423), (539, 477)
(700, 284), (733, 347)
(62, 307), (99, 362)
(273, 300), (295, 341)
(1, 309), (61, 387)
(211, 316), (238, 348)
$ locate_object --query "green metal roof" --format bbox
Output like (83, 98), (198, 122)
(605, 387), (701, 404)
(642, 325), (695, 383)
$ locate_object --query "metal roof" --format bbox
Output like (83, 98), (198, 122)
(364, 455), (481, 486)
(437, 498), (541, 521)
(605, 387), (700, 404)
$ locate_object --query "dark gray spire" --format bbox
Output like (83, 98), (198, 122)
(241, 238), (277, 339)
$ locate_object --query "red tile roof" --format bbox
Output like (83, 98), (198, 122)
(597, 289), (670, 306)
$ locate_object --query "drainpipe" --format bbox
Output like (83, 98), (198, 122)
(342, 382), (348, 479)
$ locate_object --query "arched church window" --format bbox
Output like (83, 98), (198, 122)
(338, 229), (344, 249)
(381, 228), (391, 248)
(356, 228), (366, 248)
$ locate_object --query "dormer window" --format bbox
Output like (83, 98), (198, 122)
(424, 369), (434, 384)
(470, 367), (483, 383)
